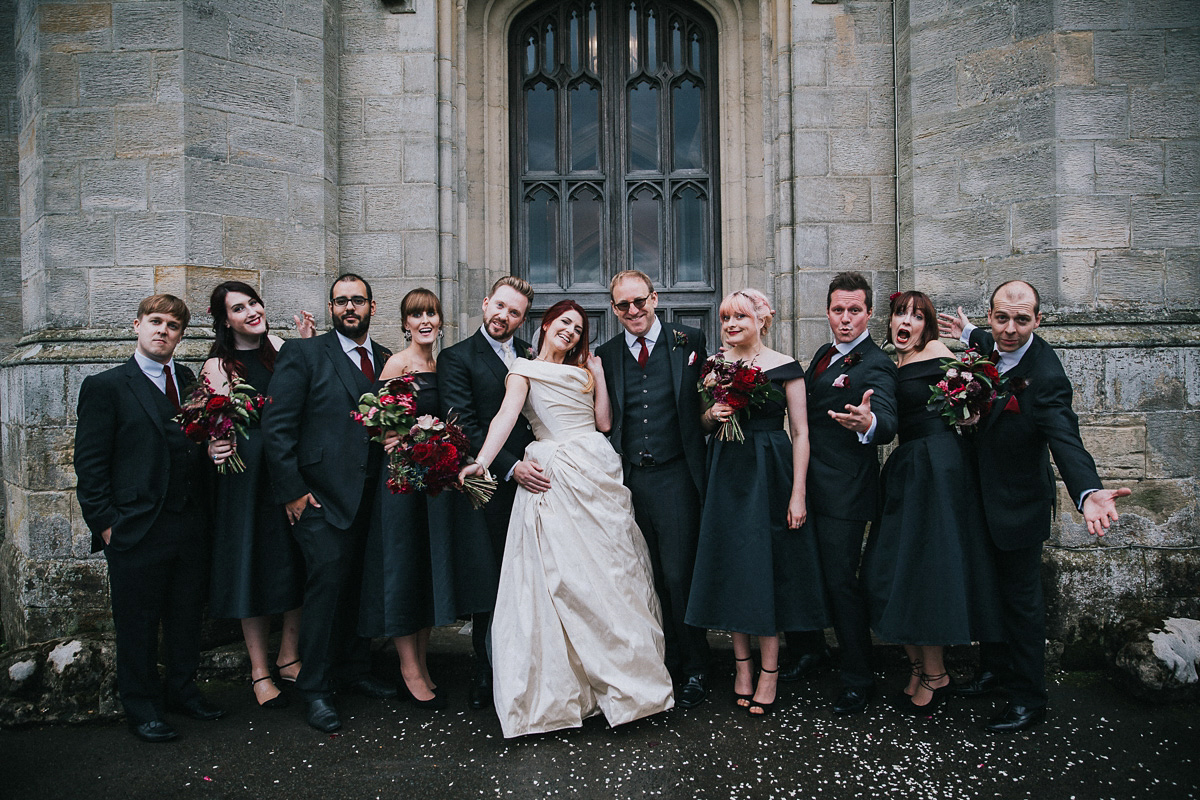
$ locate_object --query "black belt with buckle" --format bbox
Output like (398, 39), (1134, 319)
(633, 452), (681, 468)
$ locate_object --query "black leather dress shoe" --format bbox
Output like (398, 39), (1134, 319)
(676, 674), (707, 709)
(344, 675), (398, 699)
(130, 719), (179, 743)
(165, 697), (227, 721)
(832, 685), (874, 715)
(468, 671), (493, 710)
(984, 704), (1046, 733)
(306, 698), (342, 733)
(954, 669), (1000, 697)
(779, 649), (832, 683)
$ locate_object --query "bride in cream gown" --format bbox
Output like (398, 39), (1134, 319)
(460, 300), (674, 738)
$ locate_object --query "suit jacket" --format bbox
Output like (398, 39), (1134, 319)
(261, 331), (392, 531)
(596, 320), (708, 495)
(805, 336), (899, 522)
(438, 329), (535, 480)
(969, 329), (1101, 551)
(74, 357), (207, 553)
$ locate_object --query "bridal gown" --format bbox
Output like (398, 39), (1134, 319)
(492, 358), (674, 738)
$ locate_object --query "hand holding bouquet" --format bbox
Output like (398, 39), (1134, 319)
(389, 415), (496, 509)
(926, 348), (1009, 432)
(698, 354), (783, 442)
(351, 375), (419, 443)
(175, 377), (271, 473)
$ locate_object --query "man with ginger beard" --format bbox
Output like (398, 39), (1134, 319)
(938, 280), (1129, 732)
(262, 274), (397, 733)
(438, 275), (539, 710)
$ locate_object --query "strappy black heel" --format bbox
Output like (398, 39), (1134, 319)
(746, 667), (779, 718)
(733, 656), (755, 708)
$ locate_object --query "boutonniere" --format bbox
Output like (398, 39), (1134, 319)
(842, 352), (862, 369)
(525, 346), (537, 360)
(673, 330), (689, 347)
(832, 374), (849, 388)
(687, 351), (697, 366)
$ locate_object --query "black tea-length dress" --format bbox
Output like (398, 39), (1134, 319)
(210, 348), (304, 619)
(862, 359), (1001, 645)
(359, 372), (499, 638)
(686, 361), (829, 636)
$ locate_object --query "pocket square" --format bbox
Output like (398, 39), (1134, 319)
(832, 374), (849, 388)
(1003, 395), (1020, 413)
(687, 351), (697, 366)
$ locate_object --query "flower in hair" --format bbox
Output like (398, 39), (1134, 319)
(889, 292), (901, 303)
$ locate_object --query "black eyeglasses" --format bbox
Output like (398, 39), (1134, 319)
(332, 296), (369, 309)
(612, 295), (651, 313)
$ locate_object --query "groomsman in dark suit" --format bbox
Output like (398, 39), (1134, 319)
(783, 271), (898, 715)
(439, 276), (538, 710)
(596, 270), (711, 708)
(939, 280), (1129, 732)
(74, 295), (225, 742)
(262, 274), (397, 733)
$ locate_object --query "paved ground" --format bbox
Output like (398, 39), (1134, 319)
(3, 632), (1196, 800)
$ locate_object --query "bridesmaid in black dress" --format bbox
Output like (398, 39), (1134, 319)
(358, 289), (497, 710)
(204, 281), (314, 708)
(686, 289), (827, 717)
(861, 290), (1000, 714)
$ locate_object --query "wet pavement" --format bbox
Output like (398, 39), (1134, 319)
(3, 632), (1197, 800)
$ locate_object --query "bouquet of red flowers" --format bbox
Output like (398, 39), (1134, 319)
(387, 414), (497, 509)
(927, 348), (1008, 432)
(175, 377), (271, 474)
(698, 354), (784, 442)
(351, 375), (419, 443)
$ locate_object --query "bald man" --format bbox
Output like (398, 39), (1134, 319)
(939, 281), (1129, 732)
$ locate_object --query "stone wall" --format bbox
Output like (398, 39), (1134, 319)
(894, 0), (1199, 658)
(0, 0), (1196, 660)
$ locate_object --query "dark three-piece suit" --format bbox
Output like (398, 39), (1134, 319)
(74, 358), (211, 724)
(597, 320), (710, 680)
(262, 330), (392, 701)
(788, 335), (898, 689)
(969, 328), (1102, 709)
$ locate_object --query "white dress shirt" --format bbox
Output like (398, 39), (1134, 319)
(336, 330), (377, 373)
(624, 316), (663, 359)
(134, 350), (179, 397)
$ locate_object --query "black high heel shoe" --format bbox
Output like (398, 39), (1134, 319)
(399, 678), (447, 710)
(275, 659), (300, 684)
(252, 675), (289, 709)
(746, 667), (780, 718)
(733, 656), (755, 708)
(899, 671), (953, 716)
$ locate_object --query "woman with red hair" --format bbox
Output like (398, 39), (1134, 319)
(460, 300), (673, 737)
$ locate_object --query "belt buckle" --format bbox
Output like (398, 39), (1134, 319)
(639, 451), (657, 467)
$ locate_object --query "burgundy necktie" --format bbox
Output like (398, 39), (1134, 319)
(813, 346), (837, 377)
(354, 346), (375, 383)
(636, 336), (649, 369)
(162, 363), (181, 411)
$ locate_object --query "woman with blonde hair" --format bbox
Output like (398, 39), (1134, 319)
(686, 289), (828, 717)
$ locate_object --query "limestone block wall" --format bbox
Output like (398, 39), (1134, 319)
(0, 0), (18, 354)
(781, 0), (898, 352)
(338, 0), (446, 344)
(894, 0), (1200, 656)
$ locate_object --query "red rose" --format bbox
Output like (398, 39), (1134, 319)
(412, 441), (439, 466)
(205, 395), (231, 413)
(183, 422), (207, 441)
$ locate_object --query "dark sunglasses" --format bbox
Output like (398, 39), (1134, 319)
(612, 295), (651, 313)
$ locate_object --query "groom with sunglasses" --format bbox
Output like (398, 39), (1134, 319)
(597, 270), (711, 708)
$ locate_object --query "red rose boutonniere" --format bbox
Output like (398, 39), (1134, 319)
(673, 330), (690, 347)
(842, 352), (862, 369)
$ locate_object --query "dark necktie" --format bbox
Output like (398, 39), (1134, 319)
(162, 363), (181, 411)
(354, 346), (375, 383)
(636, 336), (649, 369)
(813, 345), (837, 377)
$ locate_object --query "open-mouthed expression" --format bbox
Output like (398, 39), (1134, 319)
(827, 289), (871, 344)
(542, 310), (584, 354)
(482, 286), (529, 343)
(406, 309), (441, 346)
(133, 313), (184, 364)
(225, 291), (267, 338)
(889, 302), (925, 354)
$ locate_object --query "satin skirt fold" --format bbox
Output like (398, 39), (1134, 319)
(493, 430), (674, 738)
